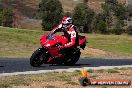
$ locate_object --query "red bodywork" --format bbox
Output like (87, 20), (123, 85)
(40, 29), (87, 64)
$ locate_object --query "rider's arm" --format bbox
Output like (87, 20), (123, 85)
(51, 24), (62, 33)
(64, 28), (76, 48)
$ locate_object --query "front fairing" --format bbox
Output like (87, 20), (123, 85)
(40, 34), (57, 47)
(40, 29), (68, 48)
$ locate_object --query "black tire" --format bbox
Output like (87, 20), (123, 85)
(79, 77), (90, 86)
(64, 49), (80, 66)
(30, 48), (47, 67)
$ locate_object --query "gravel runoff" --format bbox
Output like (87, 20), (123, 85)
(0, 65), (132, 77)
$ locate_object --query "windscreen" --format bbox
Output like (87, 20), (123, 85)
(46, 28), (61, 40)
(46, 33), (55, 40)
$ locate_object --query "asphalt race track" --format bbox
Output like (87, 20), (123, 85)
(0, 58), (132, 74)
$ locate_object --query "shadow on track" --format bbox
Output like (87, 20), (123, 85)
(77, 58), (132, 67)
(48, 58), (132, 67)
(0, 58), (132, 73)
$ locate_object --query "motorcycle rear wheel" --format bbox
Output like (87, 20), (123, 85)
(64, 49), (81, 66)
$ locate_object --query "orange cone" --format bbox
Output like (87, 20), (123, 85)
(81, 68), (89, 78)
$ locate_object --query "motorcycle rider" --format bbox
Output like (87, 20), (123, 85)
(53, 16), (78, 49)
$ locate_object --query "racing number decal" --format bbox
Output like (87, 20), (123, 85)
(71, 31), (76, 38)
(64, 30), (76, 48)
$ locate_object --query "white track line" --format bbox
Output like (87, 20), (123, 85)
(0, 65), (132, 77)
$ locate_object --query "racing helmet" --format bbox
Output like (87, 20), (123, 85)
(61, 16), (73, 29)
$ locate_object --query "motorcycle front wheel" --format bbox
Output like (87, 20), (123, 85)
(30, 48), (48, 67)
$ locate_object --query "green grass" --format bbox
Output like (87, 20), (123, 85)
(0, 76), (30, 88)
(107, 69), (120, 73)
(0, 69), (131, 87)
(87, 69), (94, 73)
(114, 67), (132, 70)
(0, 72), (80, 88)
(84, 33), (132, 57)
(45, 85), (57, 88)
(65, 81), (78, 85)
(0, 26), (132, 58)
(0, 26), (46, 58)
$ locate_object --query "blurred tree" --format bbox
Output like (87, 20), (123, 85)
(112, 3), (126, 34)
(39, 0), (63, 31)
(113, 19), (124, 35)
(94, 13), (108, 34)
(114, 3), (127, 20)
(95, 0), (127, 34)
(1, 8), (14, 27)
(0, 2), (3, 25)
(83, 0), (88, 3)
(127, 25), (132, 35)
(64, 12), (72, 17)
(72, 3), (94, 33)
(105, 0), (117, 7)
(0, 9), (2, 25)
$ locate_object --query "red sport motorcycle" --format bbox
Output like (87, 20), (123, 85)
(30, 28), (87, 67)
